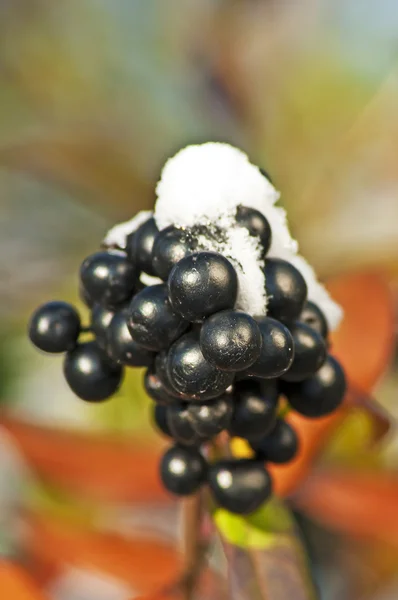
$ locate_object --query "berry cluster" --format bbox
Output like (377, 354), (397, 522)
(28, 209), (346, 515)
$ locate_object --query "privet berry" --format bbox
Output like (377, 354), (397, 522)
(63, 341), (123, 402)
(91, 304), (114, 350)
(281, 354), (346, 417)
(152, 404), (172, 438)
(208, 459), (272, 515)
(126, 216), (158, 276)
(200, 310), (262, 372)
(168, 252), (238, 322)
(229, 379), (278, 442)
(246, 317), (294, 379)
(167, 332), (234, 400)
(29, 301), (81, 354)
(187, 395), (232, 437)
(152, 226), (196, 281)
(128, 284), (188, 351)
(144, 369), (176, 406)
(236, 205), (272, 257)
(251, 419), (299, 464)
(107, 309), (154, 367)
(299, 301), (329, 339)
(166, 404), (206, 447)
(160, 444), (207, 496)
(80, 250), (136, 308)
(281, 322), (326, 382)
(263, 258), (307, 322)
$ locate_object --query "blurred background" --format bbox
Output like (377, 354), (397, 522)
(0, 1), (398, 599)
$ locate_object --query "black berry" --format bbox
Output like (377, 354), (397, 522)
(200, 310), (262, 372)
(167, 332), (234, 400)
(126, 217), (158, 276)
(152, 226), (196, 281)
(208, 459), (272, 515)
(128, 284), (188, 351)
(300, 301), (329, 339)
(236, 205), (272, 256)
(166, 404), (206, 446)
(80, 250), (136, 309)
(160, 444), (207, 496)
(263, 258), (307, 322)
(29, 301), (81, 353)
(152, 404), (172, 438)
(229, 379), (278, 442)
(187, 396), (232, 437)
(107, 309), (154, 367)
(63, 341), (123, 401)
(282, 322), (326, 382)
(168, 252), (238, 322)
(281, 354), (346, 418)
(246, 317), (294, 379)
(91, 304), (114, 350)
(144, 369), (176, 405)
(251, 419), (299, 464)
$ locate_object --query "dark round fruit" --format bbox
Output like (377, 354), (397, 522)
(281, 322), (327, 382)
(79, 283), (94, 308)
(200, 310), (262, 372)
(236, 205), (272, 256)
(80, 250), (136, 309)
(144, 369), (177, 405)
(187, 396), (232, 437)
(166, 404), (206, 446)
(160, 444), (207, 496)
(280, 354), (346, 417)
(154, 350), (182, 397)
(263, 258), (307, 322)
(300, 301), (329, 339)
(246, 317), (294, 379)
(91, 304), (114, 350)
(167, 332), (234, 400)
(29, 301), (81, 353)
(128, 284), (188, 351)
(208, 459), (272, 515)
(126, 217), (158, 276)
(250, 419), (299, 464)
(63, 341), (123, 401)
(168, 252), (238, 322)
(152, 226), (196, 281)
(107, 309), (154, 367)
(229, 380), (278, 442)
(152, 404), (172, 438)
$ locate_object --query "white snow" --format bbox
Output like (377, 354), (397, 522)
(104, 142), (343, 330)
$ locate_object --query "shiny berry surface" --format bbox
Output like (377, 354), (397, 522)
(128, 284), (188, 351)
(167, 332), (234, 400)
(152, 226), (196, 281)
(166, 404), (206, 446)
(251, 419), (299, 464)
(63, 341), (123, 401)
(246, 317), (294, 379)
(126, 217), (158, 275)
(160, 444), (207, 496)
(152, 404), (172, 438)
(281, 322), (326, 382)
(236, 205), (272, 256)
(229, 380), (278, 442)
(107, 309), (154, 367)
(208, 459), (272, 515)
(168, 252), (238, 322)
(200, 310), (262, 372)
(144, 369), (176, 405)
(263, 258), (307, 322)
(187, 396), (232, 437)
(281, 354), (346, 417)
(91, 304), (114, 350)
(80, 250), (136, 308)
(299, 301), (329, 339)
(29, 301), (80, 353)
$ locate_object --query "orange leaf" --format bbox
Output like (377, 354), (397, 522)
(0, 561), (49, 600)
(25, 514), (182, 594)
(270, 271), (395, 497)
(1, 418), (169, 504)
(293, 469), (398, 546)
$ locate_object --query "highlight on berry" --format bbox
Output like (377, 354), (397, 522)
(27, 142), (346, 516)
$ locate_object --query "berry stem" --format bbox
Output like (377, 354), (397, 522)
(181, 491), (209, 600)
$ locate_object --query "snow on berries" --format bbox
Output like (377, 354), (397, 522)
(27, 142), (347, 516)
